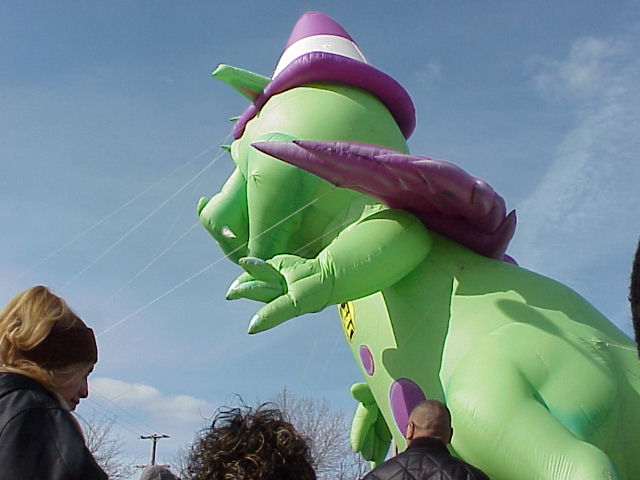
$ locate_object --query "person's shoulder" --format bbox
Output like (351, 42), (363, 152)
(0, 373), (62, 416)
(361, 451), (414, 480)
(466, 463), (490, 480)
(0, 372), (49, 393)
(361, 464), (388, 480)
(446, 455), (490, 480)
(404, 445), (490, 480)
(361, 446), (490, 480)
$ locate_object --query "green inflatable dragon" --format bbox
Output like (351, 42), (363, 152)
(198, 11), (640, 480)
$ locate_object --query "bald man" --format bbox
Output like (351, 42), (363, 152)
(361, 400), (490, 480)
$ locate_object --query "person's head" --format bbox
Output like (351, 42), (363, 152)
(405, 400), (453, 445)
(0, 285), (97, 410)
(139, 464), (180, 480)
(185, 404), (316, 480)
(630, 237), (640, 357)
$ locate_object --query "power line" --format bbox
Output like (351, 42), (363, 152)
(89, 388), (162, 434)
(77, 399), (141, 438)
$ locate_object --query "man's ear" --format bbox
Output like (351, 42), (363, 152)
(406, 421), (415, 440)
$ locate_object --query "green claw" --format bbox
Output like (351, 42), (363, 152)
(225, 279), (241, 300)
(227, 281), (282, 302)
(238, 257), (287, 288)
(247, 314), (263, 334)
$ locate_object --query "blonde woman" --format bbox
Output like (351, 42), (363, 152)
(0, 285), (108, 479)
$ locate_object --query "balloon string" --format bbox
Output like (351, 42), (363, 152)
(297, 321), (323, 387)
(94, 164), (210, 309)
(95, 141), (219, 310)
(293, 214), (371, 387)
(97, 262), (220, 337)
(603, 342), (636, 351)
(151, 148), (215, 257)
(97, 185), (339, 337)
(97, 222), (200, 309)
(312, 330), (342, 393)
(2, 136), (229, 288)
(59, 147), (226, 292)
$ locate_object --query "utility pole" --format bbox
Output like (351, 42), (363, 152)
(140, 434), (170, 465)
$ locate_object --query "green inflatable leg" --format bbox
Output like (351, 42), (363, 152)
(447, 324), (620, 480)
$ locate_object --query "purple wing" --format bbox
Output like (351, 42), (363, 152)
(252, 140), (516, 259)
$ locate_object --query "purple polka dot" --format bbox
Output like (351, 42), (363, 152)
(359, 345), (374, 375)
(389, 378), (426, 434)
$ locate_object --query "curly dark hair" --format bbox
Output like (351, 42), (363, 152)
(631, 237), (640, 357)
(185, 404), (316, 480)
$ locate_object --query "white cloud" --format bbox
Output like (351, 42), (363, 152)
(90, 377), (215, 426)
(512, 31), (640, 333)
(529, 36), (629, 100)
(413, 58), (443, 86)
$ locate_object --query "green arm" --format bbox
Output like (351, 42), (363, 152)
(350, 382), (391, 466)
(227, 206), (433, 333)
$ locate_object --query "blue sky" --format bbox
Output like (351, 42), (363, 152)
(2, 1), (639, 475)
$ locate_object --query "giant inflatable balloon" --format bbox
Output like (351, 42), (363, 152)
(198, 11), (640, 480)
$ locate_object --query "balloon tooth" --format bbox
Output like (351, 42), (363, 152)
(221, 226), (237, 239)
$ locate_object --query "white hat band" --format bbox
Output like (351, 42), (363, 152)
(273, 34), (368, 78)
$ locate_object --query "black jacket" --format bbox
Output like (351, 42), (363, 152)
(0, 372), (108, 479)
(362, 437), (490, 480)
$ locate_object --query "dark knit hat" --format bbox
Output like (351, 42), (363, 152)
(21, 316), (98, 368)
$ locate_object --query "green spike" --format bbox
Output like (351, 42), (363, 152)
(229, 116), (239, 122)
(220, 145), (231, 152)
(212, 64), (270, 101)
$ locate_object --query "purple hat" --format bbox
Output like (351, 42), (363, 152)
(272, 11), (368, 77)
(232, 12), (416, 140)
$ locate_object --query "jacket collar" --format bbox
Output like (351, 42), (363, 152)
(0, 371), (49, 398)
(406, 436), (450, 453)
